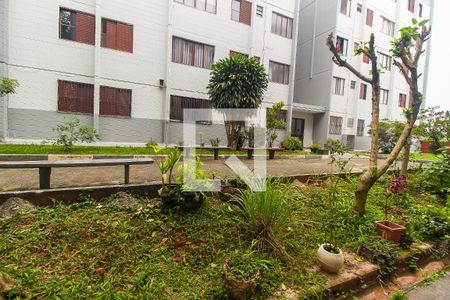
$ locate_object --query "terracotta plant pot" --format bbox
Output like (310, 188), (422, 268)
(317, 244), (345, 273)
(223, 258), (261, 300)
(375, 221), (406, 243)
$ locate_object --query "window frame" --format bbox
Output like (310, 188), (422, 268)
(366, 9), (374, 27)
(269, 61), (290, 85)
(99, 85), (133, 118)
(377, 52), (392, 71)
(360, 83), (367, 100)
(172, 36), (215, 69)
(174, 0), (217, 14)
(381, 16), (395, 37)
(381, 89), (389, 105)
(357, 119), (365, 136)
(333, 77), (345, 96)
(101, 18), (134, 53)
(398, 93), (407, 108)
(59, 7), (95, 45)
(335, 36), (348, 57)
(271, 12), (293, 39)
(170, 95), (212, 124)
(57, 80), (95, 115)
(329, 116), (343, 135)
(340, 0), (352, 17)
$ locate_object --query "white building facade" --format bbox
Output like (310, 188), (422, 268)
(294, 0), (434, 150)
(0, 0), (434, 149)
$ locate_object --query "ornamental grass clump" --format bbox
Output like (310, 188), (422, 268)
(234, 179), (293, 258)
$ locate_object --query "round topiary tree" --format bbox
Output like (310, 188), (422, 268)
(207, 55), (268, 150)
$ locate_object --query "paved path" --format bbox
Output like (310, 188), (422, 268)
(407, 272), (450, 300)
(0, 156), (413, 192)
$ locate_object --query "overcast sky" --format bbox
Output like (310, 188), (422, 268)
(425, 0), (449, 110)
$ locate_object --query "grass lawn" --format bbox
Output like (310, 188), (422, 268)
(410, 152), (444, 161)
(1, 173), (448, 299)
(0, 144), (307, 156)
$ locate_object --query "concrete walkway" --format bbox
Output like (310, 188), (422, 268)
(407, 272), (450, 300)
(0, 156), (413, 192)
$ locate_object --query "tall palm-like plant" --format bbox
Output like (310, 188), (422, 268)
(208, 55), (268, 150)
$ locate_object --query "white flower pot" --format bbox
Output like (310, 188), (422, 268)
(317, 243), (344, 273)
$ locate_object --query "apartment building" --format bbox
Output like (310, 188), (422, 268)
(0, 0), (434, 149)
(294, 0), (434, 150)
(0, 0), (302, 146)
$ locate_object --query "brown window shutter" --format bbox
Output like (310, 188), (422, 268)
(408, 0), (415, 12)
(106, 21), (117, 49)
(363, 54), (370, 64)
(100, 86), (132, 117)
(117, 23), (133, 53)
(76, 12), (95, 45)
(58, 80), (94, 114)
(359, 84), (365, 99)
(240, 0), (252, 25)
(366, 9), (373, 27)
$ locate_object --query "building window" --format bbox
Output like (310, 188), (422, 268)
(230, 50), (248, 57)
(256, 5), (264, 17)
(59, 8), (95, 45)
(378, 52), (392, 71)
(231, 0), (252, 25)
(340, 0), (352, 17)
(170, 95), (212, 124)
(100, 86), (132, 117)
(366, 9), (374, 27)
(347, 118), (354, 128)
(269, 61), (290, 85)
(357, 119), (365, 136)
(360, 83), (367, 100)
(381, 17), (395, 37)
(399, 93), (407, 108)
(333, 77), (345, 96)
(381, 89), (389, 104)
(419, 3), (423, 17)
(329, 116), (343, 135)
(350, 80), (356, 89)
(174, 0), (217, 13)
(408, 0), (415, 13)
(335, 36), (348, 56)
(58, 80), (94, 114)
(101, 19), (133, 53)
(172, 37), (215, 69)
(271, 12), (293, 39)
(357, 3), (362, 13)
(363, 53), (370, 64)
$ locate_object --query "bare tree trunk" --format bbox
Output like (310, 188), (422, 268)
(400, 142), (411, 176)
(224, 120), (244, 150)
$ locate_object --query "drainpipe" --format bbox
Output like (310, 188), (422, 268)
(286, 0), (301, 135)
(161, 1), (174, 145)
(422, 0), (434, 108)
(93, 0), (102, 131)
(2, 0), (10, 140)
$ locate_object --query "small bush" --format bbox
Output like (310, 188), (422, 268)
(146, 139), (158, 148)
(52, 117), (100, 151)
(422, 150), (450, 199)
(281, 137), (303, 151)
(310, 143), (322, 153)
(234, 179), (293, 258)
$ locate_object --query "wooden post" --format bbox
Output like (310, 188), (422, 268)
(39, 167), (52, 189)
(124, 164), (130, 184)
(269, 149), (276, 160)
(213, 148), (219, 160)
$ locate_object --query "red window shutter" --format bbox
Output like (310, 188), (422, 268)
(58, 81), (94, 114)
(76, 12), (95, 45)
(366, 9), (373, 27)
(117, 23), (133, 53)
(100, 86), (132, 117)
(106, 21), (117, 49)
(240, 0), (252, 25)
(363, 54), (370, 64)
(408, 0), (415, 12)
(359, 84), (365, 99)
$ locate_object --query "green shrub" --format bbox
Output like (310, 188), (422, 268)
(210, 137), (220, 147)
(52, 117), (100, 151)
(409, 204), (450, 242)
(234, 179), (293, 258)
(281, 137), (303, 151)
(360, 236), (401, 277)
(422, 151), (450, 199)
(146, 139), (158, 148)
(310, 143), (322, 153)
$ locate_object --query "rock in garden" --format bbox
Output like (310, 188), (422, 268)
(0, 197), (36, 219)
(106, 192), (141, 210)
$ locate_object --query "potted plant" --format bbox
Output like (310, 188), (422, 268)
(223, 253), (265, 300)
(176, 157), (210, 210)
(310, 143), (322, 154)
(152, 146), (182, 208)
(210, 137), (220, 147)
(317, 140), (347, 273)
(375, 175), (407, 243)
